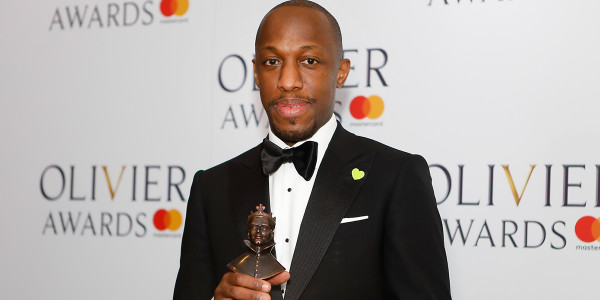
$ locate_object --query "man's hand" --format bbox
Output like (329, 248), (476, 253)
(214, 271), (290, 300)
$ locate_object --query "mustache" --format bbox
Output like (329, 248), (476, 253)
(271, 94), (316, 104)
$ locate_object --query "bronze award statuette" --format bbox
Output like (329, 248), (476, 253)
(227, 204), (285, 279)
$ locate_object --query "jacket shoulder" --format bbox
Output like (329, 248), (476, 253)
(194, 143), (262, 177)
(341, 129), (426, 165)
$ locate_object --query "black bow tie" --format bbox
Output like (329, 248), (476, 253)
(260, 138), (318, 181)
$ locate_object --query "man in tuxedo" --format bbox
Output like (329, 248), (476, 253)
(174, 1), (451, 299)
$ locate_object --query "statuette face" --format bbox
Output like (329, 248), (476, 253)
(249, 216), (273, 246)
(227, 204), (285, 279)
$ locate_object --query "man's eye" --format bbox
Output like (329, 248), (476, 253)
(303, 58), (317, 65)
(265, 59), (278, 66)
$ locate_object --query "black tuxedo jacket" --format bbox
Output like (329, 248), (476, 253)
(174, 124), (451, 300)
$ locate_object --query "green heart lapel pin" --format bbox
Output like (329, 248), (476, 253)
(351, 168), (365, 180)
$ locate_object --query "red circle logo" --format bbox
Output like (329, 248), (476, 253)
(160, 0), (189, 17)
(349, 95), (384, 120)
(153, 209), (183, 231)
(575, 216), (600, 243)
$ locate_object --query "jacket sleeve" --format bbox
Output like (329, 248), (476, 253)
(173, 171), (217, 300)
(383, 154), (452, 300)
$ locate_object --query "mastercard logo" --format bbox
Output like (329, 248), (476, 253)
(160, 0), (189, 17)
(153, 209), (183, 231)
(575, 216), (600, 243)
(349, 95), (384, 120)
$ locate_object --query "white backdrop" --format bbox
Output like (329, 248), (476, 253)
(1, 0), (599, 299)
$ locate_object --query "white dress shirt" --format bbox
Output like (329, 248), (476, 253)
(268, 114), (337, 292)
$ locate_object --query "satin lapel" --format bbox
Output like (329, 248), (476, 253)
(228, 146), (271, 242)
(284, 126), (375, 300)
(229, 145), (284, 300)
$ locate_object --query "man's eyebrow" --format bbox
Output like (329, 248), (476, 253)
(298, 45), (319, 50)
(260, 45), (277, 52)
(259, 45), (320, 52)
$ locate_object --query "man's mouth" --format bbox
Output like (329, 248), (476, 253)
(274, 99), (310, 117)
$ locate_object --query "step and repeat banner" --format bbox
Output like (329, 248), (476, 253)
(1, 0), (599, 299)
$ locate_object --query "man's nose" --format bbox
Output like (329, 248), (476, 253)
(277, 61), (303, 91)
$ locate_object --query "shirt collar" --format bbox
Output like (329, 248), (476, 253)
(268, 114), (337, 151)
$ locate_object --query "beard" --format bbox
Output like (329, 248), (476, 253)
(270, 117), (318, 145)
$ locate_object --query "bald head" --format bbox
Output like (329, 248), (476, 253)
(255, 0), (343, 59)
(252, 0), (351, 145)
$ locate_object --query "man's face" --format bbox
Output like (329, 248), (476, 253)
(249, 216), (273, 245)
(253, 6), (350, 145)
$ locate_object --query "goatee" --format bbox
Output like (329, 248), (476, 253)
(270, 118), (318, 145)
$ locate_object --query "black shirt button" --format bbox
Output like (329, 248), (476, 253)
(287, 188), (292, 192)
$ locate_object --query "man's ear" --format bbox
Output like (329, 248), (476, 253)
(252, 58), (260, 89)
(336, 58), (351, 88)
